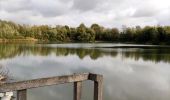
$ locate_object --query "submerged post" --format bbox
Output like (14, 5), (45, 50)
(88, 73), (103, 100)
(17, 89), (27, 100)
(74, 81), (82, 100)
(94, 80), (103, 100)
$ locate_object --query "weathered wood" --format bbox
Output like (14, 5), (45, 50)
(17, 89), (27, 100)
(74, 81), (82, 100)
(0, 73), (89, 92)
(94, 81), (103, 100)
(88, 73), (103, 82)
(89, 73), (103, 100)
(0, 73), (103, 100)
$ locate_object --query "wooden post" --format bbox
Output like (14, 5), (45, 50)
(73, 81), (82, 100)
(93, 77), (103, 100)
(17, 89), (27, 100)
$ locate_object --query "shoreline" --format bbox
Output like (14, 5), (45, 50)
(0, 38), (38, 43)
(0, 40), (170, 48)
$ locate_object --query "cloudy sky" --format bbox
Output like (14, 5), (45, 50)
(0, 0), (170, 28)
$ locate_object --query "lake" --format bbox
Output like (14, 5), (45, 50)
(1, 43), (170, 100)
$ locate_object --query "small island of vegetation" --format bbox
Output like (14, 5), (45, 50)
(0, 20), (170, 44)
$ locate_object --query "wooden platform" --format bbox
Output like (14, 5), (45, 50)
(0, 73), (103, 100)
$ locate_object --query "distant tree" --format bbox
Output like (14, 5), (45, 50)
(157, 26), (166, 42)
(70, 28), (77, 41)
(134, 26), (143, 43)
(91, 24), (103, 40)
(76, 23), (95, 42)
(1, 19), (170, 44)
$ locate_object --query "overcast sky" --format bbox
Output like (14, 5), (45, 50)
(0, 0), (170, 28)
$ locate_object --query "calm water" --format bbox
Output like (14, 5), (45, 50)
(1, 43), (170, 100)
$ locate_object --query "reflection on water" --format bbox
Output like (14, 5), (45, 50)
(1, 43), (170, 100)
(1, 43), (170, 63)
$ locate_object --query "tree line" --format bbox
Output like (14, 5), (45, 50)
(1, 20), (170, 44)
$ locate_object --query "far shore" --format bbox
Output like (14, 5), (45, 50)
(0, 39), (170, 49)
(0, 38), (38, 43)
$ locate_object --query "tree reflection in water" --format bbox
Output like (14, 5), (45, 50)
(0, 44), (170, 63)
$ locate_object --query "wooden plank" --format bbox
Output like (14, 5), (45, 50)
(0, 73), (89, 92)
(73, 81), (82, 100)
(17, 89), (27, 100)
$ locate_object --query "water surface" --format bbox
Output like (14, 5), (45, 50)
(1, 43), (170, 100)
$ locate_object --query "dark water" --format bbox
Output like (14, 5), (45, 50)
(1, 43), (170, 100)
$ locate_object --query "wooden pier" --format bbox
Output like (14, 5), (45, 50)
(0, 73), (103, 100)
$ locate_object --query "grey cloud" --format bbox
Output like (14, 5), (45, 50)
(72, 0), (101, 11)
(0, 0), (170, 27)
(156, 8), (170, 25)
(133, 7), (160, 17)
(0, 0), (72, 17)
(0, 0), (30, 12)
(31, 0), (74, 17)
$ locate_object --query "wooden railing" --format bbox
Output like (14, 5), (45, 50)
(0, 73), (103, 100)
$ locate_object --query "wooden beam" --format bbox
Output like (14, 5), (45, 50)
(17, 89), (27, 100)
(73, 81), (82, 100)
(0, 73), (89, 92)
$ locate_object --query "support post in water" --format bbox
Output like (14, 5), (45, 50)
(94, 80), (103, 100)
(17, 89), (27, 100)
(73, 81), (82, 100)
(88, 73), (103, 100)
